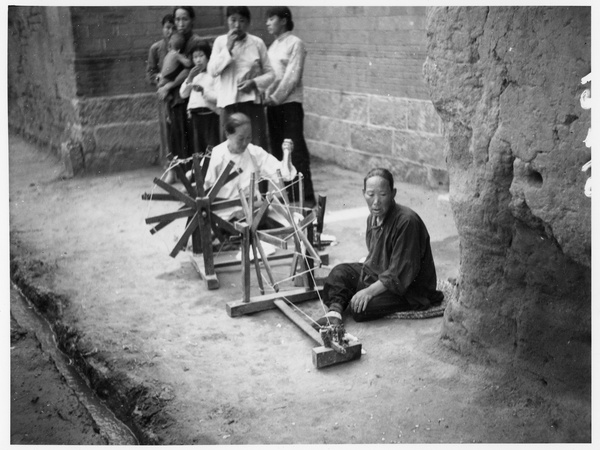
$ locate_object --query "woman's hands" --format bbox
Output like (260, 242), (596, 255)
(227, 29), (243, 53)
(157, 84), (172, 101)
(237, 79), (256, 93)
(263, 95), (278, 106)
(187, 65), (203, 82)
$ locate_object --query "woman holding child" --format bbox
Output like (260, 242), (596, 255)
(157, 6), (205, 175)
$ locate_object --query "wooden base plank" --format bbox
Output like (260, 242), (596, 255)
(189, 254), (220, 290)
(226, 287), (323, 317)
(212, 250), (328, 269)
(189, 250), (328, 287)
(312, 341), (362, 369)
(273, 299), (322, 344)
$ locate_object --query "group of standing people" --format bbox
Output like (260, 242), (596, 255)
(146, 6), (314, 205)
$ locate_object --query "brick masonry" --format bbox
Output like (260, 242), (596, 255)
(8, 6), (448, 189)
(293, 7), (447, 189)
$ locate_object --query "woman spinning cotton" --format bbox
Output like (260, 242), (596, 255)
(203, 112), (297, 227)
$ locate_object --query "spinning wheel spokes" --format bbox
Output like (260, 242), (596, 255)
(143, 155), (323, 299)
(143, 154), (241, 258)
(232, 172), (323, 301)
(142, 154), (243, 290)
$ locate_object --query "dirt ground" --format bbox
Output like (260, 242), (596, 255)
(8, 134), (591, 445)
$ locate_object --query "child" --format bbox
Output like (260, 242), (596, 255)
(179, 43), (220, 156)
(146, 14), (175, 168)
(146, 14), (175, 86)
(158, 31), (192, 90)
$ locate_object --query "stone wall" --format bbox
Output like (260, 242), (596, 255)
(69, 6), (226, 97)
(293, 6), (447, 189)
(7, 6), (226, 174)
(423, 6), (591, 390)
(8, 6), (447, 188)
(303, 89), (445, 188)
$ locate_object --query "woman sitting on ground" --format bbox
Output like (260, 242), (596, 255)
(203, 112), (297, 226)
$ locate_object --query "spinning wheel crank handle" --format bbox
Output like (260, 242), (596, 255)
(319, 328), (347, 354)
(282, 138), (294, 153)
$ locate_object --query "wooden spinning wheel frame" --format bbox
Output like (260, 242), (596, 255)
(143, 153), (361, 368)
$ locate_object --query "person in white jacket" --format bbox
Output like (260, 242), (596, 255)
(179, 42), (220, 156)
(207, 6), (274, 151)
(264, 6), (315, 206)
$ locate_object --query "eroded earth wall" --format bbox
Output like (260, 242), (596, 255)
(423, 7), (591, 388)
(8, 7), (78, 155)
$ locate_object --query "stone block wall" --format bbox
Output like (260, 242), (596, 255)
(304, 89), (445, 188)
(8, 6), (226, 174)
(69, 94), (162, 172)
(68, 6), (225, 173)
(69, 6), (225, 97)
(292, 7), (447, 189)
(9, 6), (447, 188)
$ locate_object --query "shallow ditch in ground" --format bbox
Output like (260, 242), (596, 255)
(10, 257), (173, 445)
(11, 282), (139, 444)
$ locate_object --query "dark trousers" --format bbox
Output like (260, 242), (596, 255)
(167, 102), (192, 161)
(266, 102), (315, 203)
(323, 263), (412, 322)
(189, 109), (220, 155)
(223, 102), (269, 151)
(157, 99), (170, 162)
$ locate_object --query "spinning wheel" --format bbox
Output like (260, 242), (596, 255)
(143, 154), (361, 368)
(142, 154), (329, 291)
(142, 153), (243, 289)
(231, 171), (322, 302)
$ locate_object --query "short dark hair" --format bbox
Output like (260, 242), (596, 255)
(224, 112), (251, 135)
(162, 14), (174, 26)
(190, 41), (212, 60)
(226, 6), (251, 21)
(169, 31), (186, 50)
(173, 6), (195, 20)
(266, 6), (294, 31)
(364, 168), (395, 191)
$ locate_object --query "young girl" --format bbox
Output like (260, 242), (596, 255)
(179, 42), (220, 155)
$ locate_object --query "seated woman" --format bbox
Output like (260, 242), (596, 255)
(203, 112), (297, 227)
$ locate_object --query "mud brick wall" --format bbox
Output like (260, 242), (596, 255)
(8, 7), (79, 153)
(292, 6), (447, 189)
(424, 6), (591, 391)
